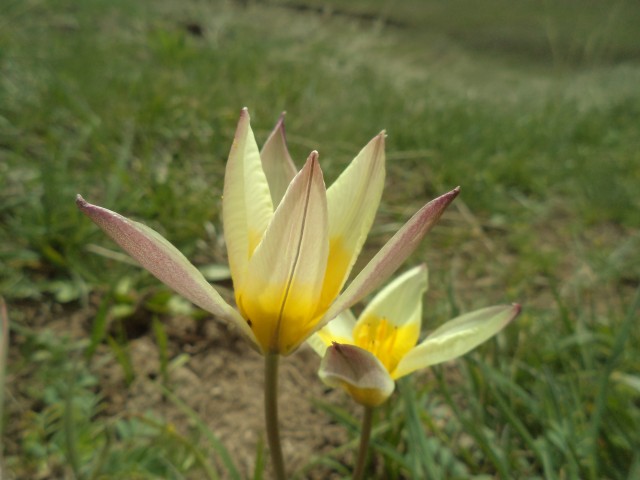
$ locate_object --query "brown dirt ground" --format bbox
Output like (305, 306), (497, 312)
(5, 300), (356, 479)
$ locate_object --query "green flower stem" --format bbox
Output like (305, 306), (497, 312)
(264, 353), (286, 480)
(353, 405), (375, 480)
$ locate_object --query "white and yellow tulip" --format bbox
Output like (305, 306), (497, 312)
(310, 265), (521, 406)
(77, 108), (459, 355)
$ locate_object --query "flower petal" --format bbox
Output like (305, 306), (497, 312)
(260, 112), (297, 207)
(237, 152), (329, 354)
(307, 309), (357, 356)
(357, 264), (428, 330)
(319, 133), (386, 309)
(322, 187), (460, 326)
(76, 196), (257, 344)
(319, 343), (395, 407)
(223, 108), (274, 289)
(394, 304), (521, 379)
(353, 265), (427, 377)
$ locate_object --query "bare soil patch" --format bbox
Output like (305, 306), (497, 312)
(6, 300), (353, 478)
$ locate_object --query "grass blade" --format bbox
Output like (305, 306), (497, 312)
(588, 287), (640, 478)
(397, 378), (437, 478)
(0, 298), (8, 477)
(85, 295), (110, 361)
(161, 386), (241, 480)
(152, 316), (170, 388)
(434, 367), (511, 478)
(252, 435), (266, 480)
(107, 336), (135, 386)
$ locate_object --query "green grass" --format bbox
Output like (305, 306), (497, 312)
(1, 0), (639, 478)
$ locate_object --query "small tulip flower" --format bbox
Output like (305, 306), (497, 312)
(77, 108), (459, 356)
(310, 264), (521, 407)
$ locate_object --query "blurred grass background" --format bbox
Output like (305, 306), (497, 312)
(1, 0), (639, 478)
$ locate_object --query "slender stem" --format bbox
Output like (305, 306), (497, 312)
(353, 405), (375, 480)
(264, 353), (286, 480)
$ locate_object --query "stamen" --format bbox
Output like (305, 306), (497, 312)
(355, 317), (400, 373)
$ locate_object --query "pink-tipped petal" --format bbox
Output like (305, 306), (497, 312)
(76, 196), (256, 343)
(322, 187), (460, 325)
(238, 151), (329, 354)
(223, 108), (274, 289)
(319, 343), (395, 407)
(394, 304), (521, 378)
(261, 112), (297, 207)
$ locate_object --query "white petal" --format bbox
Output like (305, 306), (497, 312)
(357, 264), (428, 330)
(260, 112), (297, 207)
(322, 187), (459, 325)
(223, 108), (274, 289)
(319, 133), (386, 307)
(76, 196), (257, 345)
(394, 304), (521, 379)
(238, 152), (329, 354)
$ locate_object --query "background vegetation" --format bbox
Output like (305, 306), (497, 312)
(1, 0), (639, 478)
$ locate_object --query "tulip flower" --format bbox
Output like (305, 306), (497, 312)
(76, 108), (459, 479)
(311, 264), (521, 405)
(76, 109), (459, 356)
(309, 264), (520, 479)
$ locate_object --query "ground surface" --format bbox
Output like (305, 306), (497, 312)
(6, 298), (355, 478)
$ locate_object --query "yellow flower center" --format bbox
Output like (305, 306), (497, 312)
(353, 316), (419, 378)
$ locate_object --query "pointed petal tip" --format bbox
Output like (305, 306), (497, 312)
(496, 303), (522, 327)
(76, 194), (94, 213)
(511, 303), (522, 317)
(370, 131), (386, 146)
(274, 111), (287, 132)
(232, 108), (252, 141)
(448, 186), (461, 199)
(433, 186), (460, 209)
(76, 196), (108, 219)
(238, 107), (250, 121)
